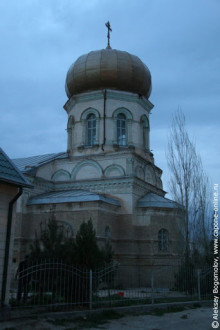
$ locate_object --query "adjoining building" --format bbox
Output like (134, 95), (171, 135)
(12, 38), (185, 285)
(0, 148), (32, 305)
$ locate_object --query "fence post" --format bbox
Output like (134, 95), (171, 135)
(151, 271), (154, 304)
(89, 269), (93, 310)
(197, 269), (201, 301)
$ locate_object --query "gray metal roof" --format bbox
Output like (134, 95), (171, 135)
(27, 189), (121, 206)
(0, 148), (33, 188)
(137, 192), (183, 209)
(13, 152), (67, 173)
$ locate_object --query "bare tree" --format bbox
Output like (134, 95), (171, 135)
(167, 109), (211, 260)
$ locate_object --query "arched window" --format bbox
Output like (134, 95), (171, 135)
(105, 226), (111, 241)
(56, 220), (74, 238)
(105, 226), (111, 244)
(141, 116), (149, 150)
(86, 113), (96, 146)
(117, 113), (126, 146)
(67, 116), (74, 151)
(158, 229), (169, 252)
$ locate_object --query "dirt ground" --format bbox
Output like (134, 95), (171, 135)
(102, 307), (214, 330)
(0, 307), (214, 330)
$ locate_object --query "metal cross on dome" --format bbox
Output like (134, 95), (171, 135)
(105, 21), (112, 49)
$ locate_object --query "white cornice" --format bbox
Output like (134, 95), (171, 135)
(63, 89), (154, 114)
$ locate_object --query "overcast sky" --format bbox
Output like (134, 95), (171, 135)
(0, 0), (219, 193)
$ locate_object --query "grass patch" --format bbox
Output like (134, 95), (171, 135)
(155, 297), (195, 304)
(193, 302), (201, 308)
(166, 306), (186, 313)
(148, 303), (202, 317)
(151, 308), (165, 316)
(94, 295), (199, 307)
(45, 310), (124, 329)
(181, 314), (188, 319)
(150, 306), (187, 316)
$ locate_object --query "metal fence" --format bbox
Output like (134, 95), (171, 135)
(10, 260), (212, 313)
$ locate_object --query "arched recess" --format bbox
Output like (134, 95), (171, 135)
(81, 108), (100, 146)
(104, 164), (125, 178)
(156, 176), (163, 189)
(145, 165), (156, 185)
(71, 159), (103, 180)
(112, 108), (133, 145)
(140, 115), (150, 150)
(67, 116), (75, 151)
(135, 165), (145, 180)
(51, 169), (71, 182)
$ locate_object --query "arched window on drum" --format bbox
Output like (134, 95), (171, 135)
(158, 228), (169, 252)
(141, 115), (149, 150)
(86, 113), (96, 146)
(67, 116), (74, 151)
(117, 113), (126, 146)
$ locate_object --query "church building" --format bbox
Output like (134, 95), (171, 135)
(13, 25), (184, 283)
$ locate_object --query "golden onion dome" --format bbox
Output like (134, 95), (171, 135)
(65, 49), (152, 99)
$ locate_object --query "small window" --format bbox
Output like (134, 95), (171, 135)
(158, 229), (169, 252)
(142, 116), (149, 149)
(117, 113), (126, 146)
(87, 113), (96, 146)
(105, 226), (111, 244)
(67, 116), (74, 151)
